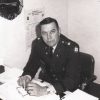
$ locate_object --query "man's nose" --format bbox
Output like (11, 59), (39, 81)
(47, 33), (51, 40)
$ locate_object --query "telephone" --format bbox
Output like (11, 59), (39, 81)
(0, 65), (5, 74)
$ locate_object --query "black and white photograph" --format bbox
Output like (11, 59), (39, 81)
(0, 0), (100, 100)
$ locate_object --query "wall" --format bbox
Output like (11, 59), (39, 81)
(68, 0), (100, 83)
(0, 0), (68, 69)
(24, 0), (68, 35)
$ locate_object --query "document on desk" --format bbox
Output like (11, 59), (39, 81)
(0, 78), (60, 100)
(64, 89), (99, 100)
(0, 67), (23, 83)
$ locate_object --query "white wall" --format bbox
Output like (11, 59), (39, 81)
(0, 11), (28, 69)
(24, 0), (68, 35)
(0, 0), (68, 69)
(68, 0), (100, 83)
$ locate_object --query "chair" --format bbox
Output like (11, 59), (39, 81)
(78, 52), (97, 90)
(65, 39), (97, 91)
(78, 52), (100, 99)
(66, 40), (100, 98)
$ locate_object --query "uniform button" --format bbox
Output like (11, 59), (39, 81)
(62, 67), (65, 71)
(53, 74), (56, 77)
(62, 41), (64, 43)
(55, 78), (58, 81)
(45, 52), (48, 55)
(67, 42), (71, 45)
(56, 54), (59, 57)
(37, 38), (40, 40)
(74, 47), (78, 52)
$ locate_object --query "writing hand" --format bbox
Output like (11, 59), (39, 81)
(26, 82), (49, 96)
(17, 75), (31, 89)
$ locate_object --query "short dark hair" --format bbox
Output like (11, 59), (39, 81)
(39, 17), (59, 29)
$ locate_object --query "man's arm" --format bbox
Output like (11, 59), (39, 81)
(22, 39), (41, 78)
(18, 39), (41, 88)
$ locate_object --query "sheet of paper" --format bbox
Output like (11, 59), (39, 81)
(24, 8), (44, 49)
(0, 66), (23, 83)
(0, 79), (60, 100)
(64, 89), (99, 100)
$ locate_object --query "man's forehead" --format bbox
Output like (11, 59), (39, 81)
(41, 22), (58, 30)
(41, 22), (57, 27)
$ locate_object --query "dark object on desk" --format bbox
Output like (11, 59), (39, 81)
(0, 0), (23, 20)
(0, 65), (5, 74)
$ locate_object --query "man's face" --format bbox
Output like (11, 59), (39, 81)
(41, 22), (60, 47)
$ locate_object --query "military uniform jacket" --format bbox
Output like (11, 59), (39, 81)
(22, 34), (81, 94)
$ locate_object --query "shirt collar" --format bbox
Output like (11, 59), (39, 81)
(52, 44), (57, 53)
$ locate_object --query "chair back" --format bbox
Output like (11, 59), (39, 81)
(79, 52), (95, 86)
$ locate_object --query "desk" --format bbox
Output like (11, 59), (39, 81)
(0, 67), (99, 100)
(0, 66), (23, 83)
(0, 79), (98, 100)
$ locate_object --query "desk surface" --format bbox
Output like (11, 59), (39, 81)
(0, 67), (23, 83)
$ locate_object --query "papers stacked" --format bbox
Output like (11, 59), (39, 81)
(64, 89), (99, 100)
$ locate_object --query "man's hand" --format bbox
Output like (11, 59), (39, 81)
(17, 75), (31, 89)
(26, 82), (49, 96)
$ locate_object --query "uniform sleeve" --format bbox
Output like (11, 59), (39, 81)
(22, 40), (41, 79)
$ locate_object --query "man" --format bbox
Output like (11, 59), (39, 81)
(18, 17), (81, 96)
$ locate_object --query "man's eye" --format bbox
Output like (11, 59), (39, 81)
(50, 29), (56, 34)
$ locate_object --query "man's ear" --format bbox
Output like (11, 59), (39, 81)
(58, 27), (61, 36)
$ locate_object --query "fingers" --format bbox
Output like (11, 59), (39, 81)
(26, 83), (37, 96)
(26, 82), (49, 96)
(27, 89), (36, 96)
(17, 76), (24, 87)
(26, 82), (41, 96)
(26, 82), (37, 91)
(17, 75), (31, 89)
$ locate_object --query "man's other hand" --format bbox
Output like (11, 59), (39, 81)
(26, 82), (48, 96)
(17, 75), (31, 89)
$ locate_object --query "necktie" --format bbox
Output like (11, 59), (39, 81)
(49, 47), (53, 57)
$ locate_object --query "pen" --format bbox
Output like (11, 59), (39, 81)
(23, 80), (26, 90)
(59, 93), (66, 100)
(60, 96), (65, 100)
